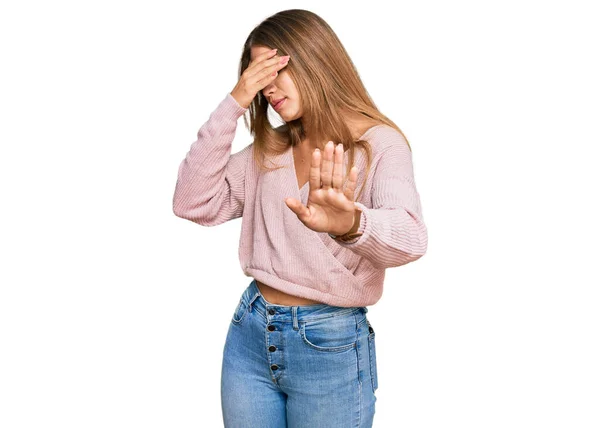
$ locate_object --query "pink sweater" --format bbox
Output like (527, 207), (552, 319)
(173, 92), (428, 307)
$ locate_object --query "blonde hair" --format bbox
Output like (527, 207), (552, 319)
(237, 9), (411, 201)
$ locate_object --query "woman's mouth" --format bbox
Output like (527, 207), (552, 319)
(273, 98), (286, 111)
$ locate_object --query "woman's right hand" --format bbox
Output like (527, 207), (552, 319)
(230, 49), (290, 109)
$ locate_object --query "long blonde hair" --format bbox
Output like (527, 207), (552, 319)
(238, 9), (411, 201)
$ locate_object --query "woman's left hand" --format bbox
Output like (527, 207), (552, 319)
(284, 141), (359, 235)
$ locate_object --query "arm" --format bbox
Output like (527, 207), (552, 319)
(172, 92), (252, 226)
(333, 136), (428, 268)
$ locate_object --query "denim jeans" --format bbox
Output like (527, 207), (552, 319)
(221, 279), (378, 427)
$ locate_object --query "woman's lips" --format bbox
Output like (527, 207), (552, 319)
(274, 98), (286, 111)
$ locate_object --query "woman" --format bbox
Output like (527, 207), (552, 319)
(173, 9), (428, 427)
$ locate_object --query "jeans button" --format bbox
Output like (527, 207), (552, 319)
(269, 345), (276, 352)
(268, 309), (275, 315)
(271, 364), (278, 371)
(267, 325), (275, 331)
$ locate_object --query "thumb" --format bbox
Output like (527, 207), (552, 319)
(284, 197), (309, 218)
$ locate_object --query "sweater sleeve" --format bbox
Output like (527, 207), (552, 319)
(172, 92), (252, 226)
(334, 136), (428, 268)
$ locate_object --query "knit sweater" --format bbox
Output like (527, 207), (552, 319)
(173, 92), (428, 307)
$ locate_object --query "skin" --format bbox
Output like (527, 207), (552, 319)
(247, 45), (375, 306)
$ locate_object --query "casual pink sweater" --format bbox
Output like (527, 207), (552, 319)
(173, 92), (428, 307)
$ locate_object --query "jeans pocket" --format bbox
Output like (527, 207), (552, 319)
(367, 320), (379, 392)
(299, 314), (357, 352)
(231, 298), (249, 325)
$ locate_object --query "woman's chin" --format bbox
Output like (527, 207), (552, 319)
(281, 111), (299, 122)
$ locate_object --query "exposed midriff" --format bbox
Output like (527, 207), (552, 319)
(255, 279), (324, 306)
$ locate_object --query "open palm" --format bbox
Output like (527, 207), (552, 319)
(284, 141), (359, 235)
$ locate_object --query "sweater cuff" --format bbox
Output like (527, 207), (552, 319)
(223, 92), (249, 118)
(335, 201), (368, 245)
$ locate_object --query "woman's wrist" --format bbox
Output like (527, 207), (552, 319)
(329, 208), (363, 241)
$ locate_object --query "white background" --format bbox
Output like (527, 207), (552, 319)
(1, 1), (599, 427)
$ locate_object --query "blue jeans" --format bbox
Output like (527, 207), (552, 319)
(221, 279), (378, 427)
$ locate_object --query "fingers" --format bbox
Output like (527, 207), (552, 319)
(248, 51), (289, 82)
(246, 49), (277, 79)
(253, 57), (289, 91)
(343, 166), (358, 202)
(331, 143), (345, 190)
(309, 148), (322, 190)
(310, 141), (358, 203)
(318, 141), (358, 201)
(247, 48), (279, 71)
(320, 141), (337, 190)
